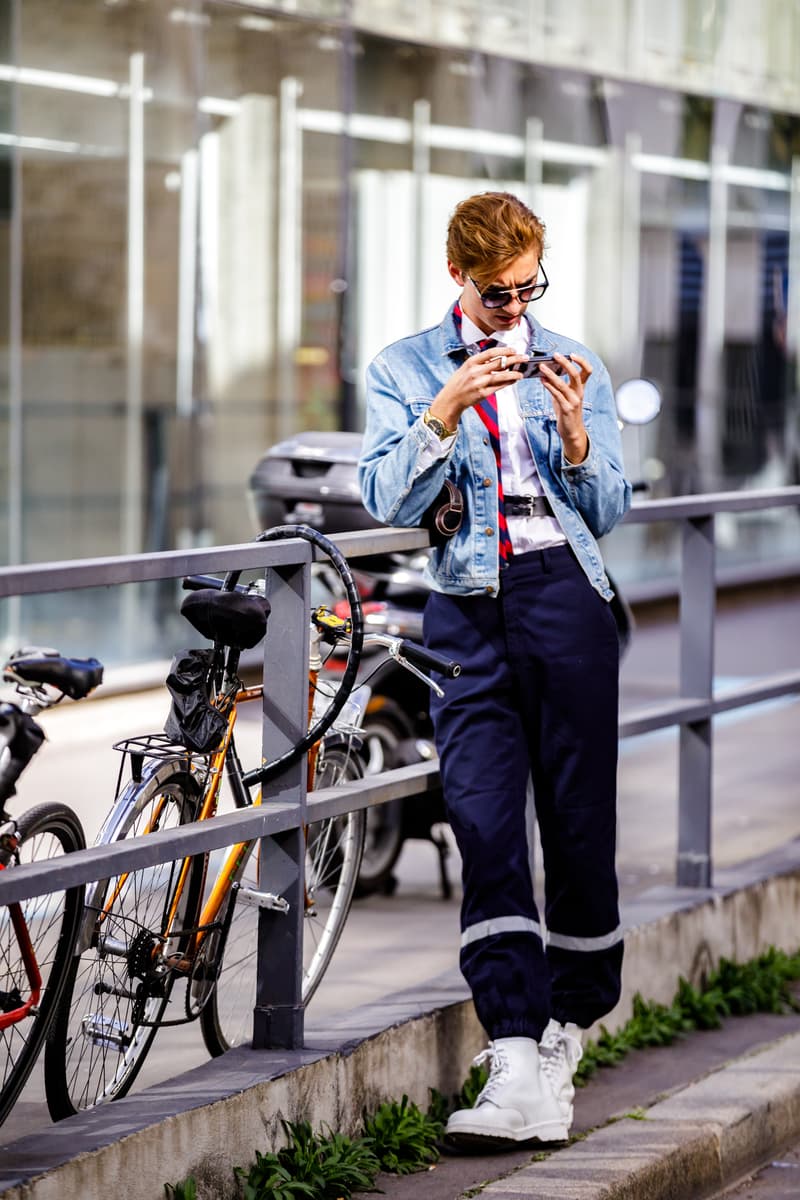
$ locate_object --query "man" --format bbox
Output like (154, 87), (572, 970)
(359, 191), (630, 1148)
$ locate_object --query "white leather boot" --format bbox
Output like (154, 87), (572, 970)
(445, 1037), (570, 1147)
(539, 1019), (584, 1125)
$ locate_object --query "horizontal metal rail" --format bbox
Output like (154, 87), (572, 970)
(0, 489), (798, 903)
(0, 762), (442, 906)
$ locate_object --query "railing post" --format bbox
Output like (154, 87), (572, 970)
(252, 550), (310, 1049)
(676, 514), (716, 887)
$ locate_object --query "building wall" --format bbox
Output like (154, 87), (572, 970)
(1, 0), (799, 659)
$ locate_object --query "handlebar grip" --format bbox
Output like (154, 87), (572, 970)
(399, 640), (461, 679)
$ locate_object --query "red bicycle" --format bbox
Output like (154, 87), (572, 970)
(0, 648), (102, 1125)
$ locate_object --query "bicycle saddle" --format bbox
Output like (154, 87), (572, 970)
(3, 650), (105, 700)
(180, 589), (271, 650)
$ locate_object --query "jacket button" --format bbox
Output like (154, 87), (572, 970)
(485, 527), (494, 536)
(486, 585), (494, 594)
(482, 478), (491, 487)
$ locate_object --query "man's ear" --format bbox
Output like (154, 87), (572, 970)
(447, 260), (465, 287)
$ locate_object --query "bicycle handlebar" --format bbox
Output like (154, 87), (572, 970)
(396, 639), (460, 679)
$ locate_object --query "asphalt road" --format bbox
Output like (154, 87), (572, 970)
(1, 582), (798, 1148)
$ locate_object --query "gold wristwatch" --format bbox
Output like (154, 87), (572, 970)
(423, 408), (457, 440)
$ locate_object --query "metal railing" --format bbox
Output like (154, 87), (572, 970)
(0, 487), (798, 1048)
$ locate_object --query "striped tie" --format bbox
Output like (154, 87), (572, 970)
(453, 304), (514, 565)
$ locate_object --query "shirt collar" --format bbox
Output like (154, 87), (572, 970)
(441, 300), (548, 359)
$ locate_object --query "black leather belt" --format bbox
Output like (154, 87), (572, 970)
(504, 494), (554, 518)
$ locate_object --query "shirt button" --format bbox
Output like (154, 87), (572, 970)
(486, 585), (494, 594)
(483, 437), (489, 445)
(485, 527), (494, 537)
(482, 478), (491, 487)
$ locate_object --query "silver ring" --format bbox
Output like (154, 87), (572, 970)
(499, 355), (507, 370)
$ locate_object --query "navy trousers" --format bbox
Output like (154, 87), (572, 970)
(424, 544), (623, 1041)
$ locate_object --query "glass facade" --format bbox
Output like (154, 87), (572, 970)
(2, 0), (800, 660)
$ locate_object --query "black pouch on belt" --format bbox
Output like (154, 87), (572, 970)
(420, 479), (464, 547)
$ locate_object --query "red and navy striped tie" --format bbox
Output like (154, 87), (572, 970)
(453, 303), (514, 565)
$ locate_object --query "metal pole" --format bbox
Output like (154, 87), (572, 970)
(121, 52), (146, 652)
(176, 148), (198, 418)
(524, 115), (543, 214)
(787, 155), (800, 391)
(5, 0), (22, 644)
(277, 76), (302, 442)
(411, 98), (430, 331)
(621, 131), (642, 376)
(252, 555), (310, 1049)
(124, 52), (145, 556)
(676, 514), (716, 887)
(697, 143), (728, 490)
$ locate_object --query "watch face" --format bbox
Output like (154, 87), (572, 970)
(424, 410), (447, 438)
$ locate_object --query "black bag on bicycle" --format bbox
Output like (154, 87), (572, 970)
(163, 648), (227, 753)
(0, 707), (45, 802)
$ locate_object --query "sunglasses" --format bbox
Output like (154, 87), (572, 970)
(468, 265), (549, 309)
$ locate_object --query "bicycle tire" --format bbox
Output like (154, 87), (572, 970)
(44, 763), (203, 1119)
(0, 801), (84, 1127)
(200, 744), (366, 1056)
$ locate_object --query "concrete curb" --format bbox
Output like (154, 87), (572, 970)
(481, 1031), (800, 1199)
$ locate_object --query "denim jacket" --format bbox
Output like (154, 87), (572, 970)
(358, 303), (631, 599)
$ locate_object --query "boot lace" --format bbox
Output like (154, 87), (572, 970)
(539, 1025), (583, 1089)
(471, 1042), (510, 1105)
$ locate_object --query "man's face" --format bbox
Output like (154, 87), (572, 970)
(448, 247), (541, 337)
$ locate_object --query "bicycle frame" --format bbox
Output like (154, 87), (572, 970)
(99, 658), (332, 972)
(0, 887), (42, 1031)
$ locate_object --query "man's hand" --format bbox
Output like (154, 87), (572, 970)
(540, 352), (592, 465)
(428, 347), (527, 433)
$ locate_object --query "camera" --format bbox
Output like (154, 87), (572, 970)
(514, 352), (572, 379)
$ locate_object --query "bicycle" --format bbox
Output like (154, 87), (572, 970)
(0, 647), (103, 1126)
(45, 526), (459, 1119)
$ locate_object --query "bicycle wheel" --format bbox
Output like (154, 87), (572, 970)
(0, 802), (84, 1127)
(200, 744), (366, 1055)
(44, 763), (203, 1119)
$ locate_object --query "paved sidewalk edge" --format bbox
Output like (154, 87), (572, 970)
(481, 1030), (800, 1200)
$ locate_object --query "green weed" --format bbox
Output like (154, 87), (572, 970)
(576, 946), (800, 1085)
(362, 1094), (440, 1173)
(237, 1119), (379, 1200)
(164, 1180), (198, 1200)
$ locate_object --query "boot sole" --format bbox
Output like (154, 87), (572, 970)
(444, 1120), (569, 1149)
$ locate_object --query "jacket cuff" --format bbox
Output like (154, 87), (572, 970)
(561, 435), (597, 482)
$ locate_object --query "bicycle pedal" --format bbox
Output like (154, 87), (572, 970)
(81, 1013), (131, 1052)
(236, 885), (290, 913)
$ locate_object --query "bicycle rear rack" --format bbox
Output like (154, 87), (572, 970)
(112, 733), (211, 787)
